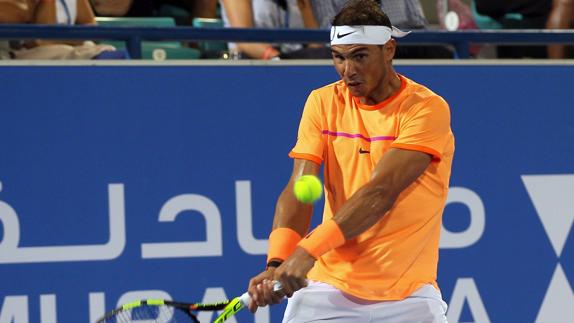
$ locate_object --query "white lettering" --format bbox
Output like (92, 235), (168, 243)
(440, 187), (485, 249)
(236, 181), (268, 255)
(40, 295), (56, 323)
(522, 174), (574, 257)
(141, 194), (223, 258)
(0, 184), (126, 264)
(89, 293), (106, 323)
(447, 278), (490, 323)
(0, 296), (28, 323)
(536, 264), (574, 322)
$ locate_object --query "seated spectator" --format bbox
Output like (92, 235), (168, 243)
(90, 0), (132, 17)
(0, 0), (33, 23)
(0, 0), (34, 59)
(11, 0), (128, 59)
(475, 0), (552, 58)
(300, 0), (454, 58)
(158, 0), (217, 22)
(91, 0), (217, 25)
(436, 0), (478, 30)
(546, 0), (574, 58)
(219, 0), (307, 59)
(311, 0), (428, 29)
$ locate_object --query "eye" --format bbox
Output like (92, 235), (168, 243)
(354, 54), (367, 61)
(333, 54), (344, 62)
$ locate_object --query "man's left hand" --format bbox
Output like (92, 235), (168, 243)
(273, 247), (316, 297)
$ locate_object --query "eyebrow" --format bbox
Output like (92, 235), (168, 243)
(331, 47), (369, 56)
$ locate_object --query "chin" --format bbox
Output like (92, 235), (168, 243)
(349, 88), (366, 98)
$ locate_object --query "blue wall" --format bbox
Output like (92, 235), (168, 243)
(0, 64), (573, 322)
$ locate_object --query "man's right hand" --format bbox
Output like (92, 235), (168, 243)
(247, 268), (284, 313)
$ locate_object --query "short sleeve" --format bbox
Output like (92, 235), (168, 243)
(289, 91), (324, 165)
(391, 96), (452, 161)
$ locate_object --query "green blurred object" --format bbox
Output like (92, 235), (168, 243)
(192, 17), (227, 58)
(471, 0), (523, 30)
(96, 17), (200, 60)
(157, 4), (192, 26)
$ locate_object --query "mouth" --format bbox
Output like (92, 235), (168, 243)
(346, 80), (362, 88)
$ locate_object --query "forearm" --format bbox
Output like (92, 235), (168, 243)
(272, 182), (313, 236)
(236, 43), (279, 59)
(332, 183), (397, 240)
(266, 186), (313, 264)
(296, 149), (430, 259)
(267, 159), (319, 263)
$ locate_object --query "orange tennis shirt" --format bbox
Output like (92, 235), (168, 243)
(289, 74), (455, 301)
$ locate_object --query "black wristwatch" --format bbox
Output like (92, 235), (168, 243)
(266, 260), (283, 269)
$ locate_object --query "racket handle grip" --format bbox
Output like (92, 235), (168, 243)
(239, 292), (251, 306)
(241, 281), (283, 305)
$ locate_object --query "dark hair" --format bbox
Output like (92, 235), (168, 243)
(332, 0), (392, 27)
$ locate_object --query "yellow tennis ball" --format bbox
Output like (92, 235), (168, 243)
(294, 175), (323, 204)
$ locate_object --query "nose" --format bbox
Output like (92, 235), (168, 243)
(342, 59), (357, 78)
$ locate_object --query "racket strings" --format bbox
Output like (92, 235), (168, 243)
(101, 305), (199, 323)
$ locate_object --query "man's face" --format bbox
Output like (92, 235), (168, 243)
(331, 41), (395, 98)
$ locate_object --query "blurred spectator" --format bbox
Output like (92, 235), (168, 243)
(162, 0), (217, 20)
(0, 0), (34, 23)
(0, 0), (34, 59)
(475, 0), (551, 24)
(308, 0), (427, 30)
(546, 0), (574, 58)
(91, 0), (132, 16)
(219, 0), (306, 59)
(300, 0), (454, 58)
(10, 0), (126, 59)
(475, 0), (552, 58)
(92, 0), (217, 25)
(436, 0), (478, 30)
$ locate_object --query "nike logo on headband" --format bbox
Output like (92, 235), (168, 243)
(337, 31), (356, 39)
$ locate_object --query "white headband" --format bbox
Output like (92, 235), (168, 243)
(330, 25), (410, 45)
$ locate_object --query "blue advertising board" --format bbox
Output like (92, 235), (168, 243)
(0, 62), (573, 322)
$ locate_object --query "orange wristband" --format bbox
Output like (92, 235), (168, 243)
(297, 220), (346, 259)
(267, 227), (302, 263)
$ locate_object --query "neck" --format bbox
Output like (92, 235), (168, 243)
(359, 67), (401, 105)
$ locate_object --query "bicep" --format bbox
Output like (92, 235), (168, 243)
(370, 148), (431, 197)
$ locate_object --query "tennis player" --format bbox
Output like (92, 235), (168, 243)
(247, 0), (454, 321)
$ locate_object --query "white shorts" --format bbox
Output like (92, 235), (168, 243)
(282, 281), (448, 323)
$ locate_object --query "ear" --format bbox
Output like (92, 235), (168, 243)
(384, 39), (396, 61)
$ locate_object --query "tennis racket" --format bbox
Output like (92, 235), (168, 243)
(96, 283), (281, 323)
